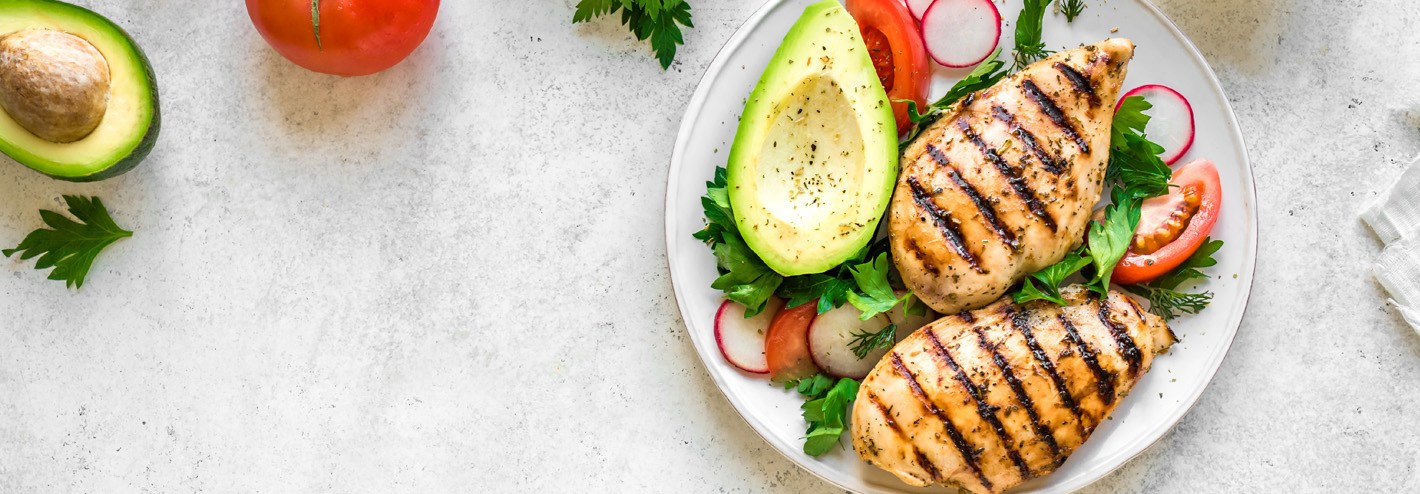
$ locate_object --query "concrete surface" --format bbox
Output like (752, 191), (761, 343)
(1, 0), (1417, 492)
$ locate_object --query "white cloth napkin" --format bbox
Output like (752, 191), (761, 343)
(1363, 157), (1420, 331)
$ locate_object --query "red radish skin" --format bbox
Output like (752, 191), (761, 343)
(920, 0), (1002, 68)
(906, 0), (933, 20)
(765, 303), (820, 382)
(808, 305), (894, 379)
(1119, 84), (1195, 165)
(714, 299), (785, 374)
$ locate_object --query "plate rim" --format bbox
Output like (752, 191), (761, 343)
(662, 0), (1259, 491)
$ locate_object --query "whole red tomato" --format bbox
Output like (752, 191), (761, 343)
(246, 0), (439, 76)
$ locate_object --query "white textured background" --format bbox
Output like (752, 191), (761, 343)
(1, 0), (1417, 492)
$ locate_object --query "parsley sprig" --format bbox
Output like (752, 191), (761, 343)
(785, 374), (860, 456)
(1012, 0), (1054, 70)
(4, 196), (132, 289)
(899, 50), (1010, 147)
(573, 0), (694, 70)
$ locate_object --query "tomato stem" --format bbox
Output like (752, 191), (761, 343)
(310, 0), (322, 51)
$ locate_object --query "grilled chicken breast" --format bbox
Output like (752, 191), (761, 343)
(851, 286), (1175, 493)
(891, 39), (1134, 314)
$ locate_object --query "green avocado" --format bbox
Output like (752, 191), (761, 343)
(0, 0), (159, 182)
(726, 0), (898, 276)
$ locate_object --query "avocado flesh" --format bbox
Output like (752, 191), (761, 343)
(0, 0), (158, 182)
(726, 0), (898, 276)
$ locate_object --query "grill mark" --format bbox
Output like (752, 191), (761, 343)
(956, 119), (1058, 231)
(907, 176), (985, 273)
(991, 105), (1065, 175)
(1053, 62), (1098, 106)
(866, 391), (941, 481)
(890, 353), (992, 490)
(1058, 313), (1116, 404)
(959, 310), (975, 323)
(923, 328), (1032, 480)
(915, 450), (942, 484)
(1021, 79), (1090, 153)
(974, 325), (1063, 466)
(925, 144), (1020, 250)
(1006, 306), (1086, 433)
(1094, 296), (1143, 375)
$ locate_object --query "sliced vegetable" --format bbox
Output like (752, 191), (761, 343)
(765, 303), (821, 382)
(847, 0), (932, 132)
(1119, 84), (1195, 165)
(920, 0), (1002, 68)
(1113, 159), (1222, 284)
(906, 0), (932, 20)
(808, 304), (894, 379)
(715, 298), (786, 374)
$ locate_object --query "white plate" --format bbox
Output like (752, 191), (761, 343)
(664, 1), (1258, 492)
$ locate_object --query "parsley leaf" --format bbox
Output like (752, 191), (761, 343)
(573, 0), (694, 70)
(779, 273), (854, 314)
(849, 323), (898, 359)
(1013, 0), (1054, 70)
(1108, 96), (1173, 202)
(3, 196), (132, 289)
(787, 374), (860, 456)
(695, 167), (783, 317)
(1014, 246), (1091, 305)
(1059, 0), (1086, 22)
(899, 50), (1009, 147)
(1152, 237), (1223, 289)
(845, 252), (912, 321)
(1086, 199), (1141, 297)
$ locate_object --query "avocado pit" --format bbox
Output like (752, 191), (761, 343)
(0, 29), (110, 143)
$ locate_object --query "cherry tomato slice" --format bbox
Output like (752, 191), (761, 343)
(1112, 159), (1223, 285)
(846, 0), (930, 134)
(765, 303), (820, 382)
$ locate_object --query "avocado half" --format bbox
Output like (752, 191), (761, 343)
(0, 0), (159, 182)
(726, 0), (898, 276)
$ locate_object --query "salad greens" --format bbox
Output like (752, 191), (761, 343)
(4, 196), (132, 289)
(573, 0), (694, 70)
(694, 168), (917, 320)
(785, 374), (860, 456)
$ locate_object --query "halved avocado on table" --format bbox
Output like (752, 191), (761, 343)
(726, 0), (898, 276)
(0, 0), (159, 182)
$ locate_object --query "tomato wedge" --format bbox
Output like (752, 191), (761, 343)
(846, 0), (930, 134)
(1113, 159), (1223, 284)
(764, 303), (820, 382)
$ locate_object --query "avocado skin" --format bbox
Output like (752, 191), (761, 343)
(1, 0), (160, 182)
(54, 39), (159, 183)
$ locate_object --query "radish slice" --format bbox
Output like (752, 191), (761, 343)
(906, 0), (933, 20)
(1119, 84), (1195, 165)
(715, 298), (785, 374)
(920, 0), (1001, 68)
(808, 305), (896, 379)
(885, 302), (939, 338)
